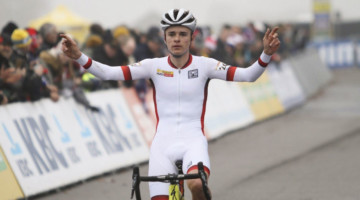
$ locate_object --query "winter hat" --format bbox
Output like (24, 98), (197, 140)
(113, 26), (130, 38)
(1, 21), (18, 36)
(11, 29), (32, 48)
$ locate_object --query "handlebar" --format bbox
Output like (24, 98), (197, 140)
(131, 162), (211, 200)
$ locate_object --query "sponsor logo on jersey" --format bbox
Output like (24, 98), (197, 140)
(188, 69), (199, 79)
(157, 69), (174, 77)
(215, 62), (228, 71)
(187, 161), (193, 169)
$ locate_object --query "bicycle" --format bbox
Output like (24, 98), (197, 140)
(131, 160), (211, 200)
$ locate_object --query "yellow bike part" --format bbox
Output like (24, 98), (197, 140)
(169, 183), (184, 200)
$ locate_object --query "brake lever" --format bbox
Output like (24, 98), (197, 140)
(131, 167), (140, 199)
(197, 162), (211, 200)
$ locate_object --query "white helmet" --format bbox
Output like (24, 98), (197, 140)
(160, 9), (197, 32)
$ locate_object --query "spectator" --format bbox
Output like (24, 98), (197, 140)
(10, 29), (32, 69)
(0, 90), (8, 105)
(0, 33), (18, 104)
(190, 27), (204, 56)
(82, 34), (103, 57)
(81, 23), (105, 57)
(119, 35), (136, 64)
(202, 35), (217, 57)
(133, 27), (165, 113)
(1, 19), (309, 107)
(227, 33), (246, 67)
(39, 39), (67, 89)
(1, 21), (18, 37)
(91, 30), (128, 88)
(1, 33), (23, 104)
(11, 29), (59, 102)
(93, 30), (128, 66)
(39, 23), (58, 52)
(41, 37), (98, 111)
(113, 25), (130, 42)
(89, 23), (105, 37)
(134, 27), (165, 61)
(210, 24), (234, 65)
(26, 27), (43, 61)
(293, 26), (310, 52)
(0, 34), (13, 69)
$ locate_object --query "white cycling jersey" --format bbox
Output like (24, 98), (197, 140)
(76, 52), (270, 136)
(76, 52), (271, 198)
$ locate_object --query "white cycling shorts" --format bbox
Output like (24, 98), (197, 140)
(148, 132), (210, 198)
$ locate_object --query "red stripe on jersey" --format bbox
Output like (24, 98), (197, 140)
(121, 66), (132, 81)
(151, 195), (169, 200)
(226, 66), (237, 81)
(168, 54), (193, 69)
(187, 165), (211, 176)
(83, 58), (92, 69)
(149, 80), (159, 131)
(258, 57), (269, 67)
(201, 79), (210, 135)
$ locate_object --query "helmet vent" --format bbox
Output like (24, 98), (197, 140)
(178, 11), (189, 22)
(174, 9), (179, 20)
(165, 13), (172, 22)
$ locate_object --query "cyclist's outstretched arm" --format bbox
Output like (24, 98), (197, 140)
(208, 27), (280, 82)
(60, 34), (150, 81)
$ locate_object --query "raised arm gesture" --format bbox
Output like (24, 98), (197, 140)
(263, 27), (280, 55)
(60, 34), (82, 60)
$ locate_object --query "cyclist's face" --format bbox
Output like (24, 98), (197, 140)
(165, 26), (192, 58)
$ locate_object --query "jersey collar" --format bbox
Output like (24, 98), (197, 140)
(168, 54), (193, 70)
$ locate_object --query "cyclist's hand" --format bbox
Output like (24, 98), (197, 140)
(60, 34), (82, 60)
(263, 27), (280, 55)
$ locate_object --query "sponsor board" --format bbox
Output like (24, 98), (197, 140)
(121, 87), (156, 146)
(0, 146), (24, 199)
(314, 40), (355, 68)
(239, 71), (284, 121)
(205, 80), (255, 139)
(0, 90), (149, 196)
(267, 61), (306, 110)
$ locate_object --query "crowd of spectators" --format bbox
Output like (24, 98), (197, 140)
(0, 20), (310, 107)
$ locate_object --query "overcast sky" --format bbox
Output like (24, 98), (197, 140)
(0, 0), (359, 31)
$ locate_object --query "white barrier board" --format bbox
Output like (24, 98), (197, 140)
(205, 80), (255, 139)
(267, 61), (306, 110)
(0, 90), (149, 196)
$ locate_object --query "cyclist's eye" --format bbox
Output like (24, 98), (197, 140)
(168, 32), (176, 36)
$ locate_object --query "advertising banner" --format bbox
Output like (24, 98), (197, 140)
(315, 40), (355, 68)
(0, 90), (149, 196)
(356, 41), (360, 67)
(312, 0), (332, 41)
(239, 71), (284, 121)
(289, 48), (332, 98)
(0, 147), (24, 200)
(267, 61), (306, 110)
(205, 80), (255, 139)
(121, 88), (156, 146)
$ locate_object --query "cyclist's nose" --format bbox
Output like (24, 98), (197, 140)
(174, 34), (180, 42)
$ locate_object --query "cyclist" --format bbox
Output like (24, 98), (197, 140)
(61, 8), (280, 200)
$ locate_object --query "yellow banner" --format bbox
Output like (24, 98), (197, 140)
(313, 0), (331, 13)
(0, 147), (24, 200)
(239, 72), (284, 121)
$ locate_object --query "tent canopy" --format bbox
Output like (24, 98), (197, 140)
(29, 5), (90, 43)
